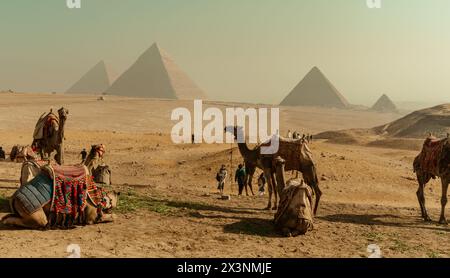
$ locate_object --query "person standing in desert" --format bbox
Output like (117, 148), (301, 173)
(216, 165), (228, 196)
(235, 164), (247, 196)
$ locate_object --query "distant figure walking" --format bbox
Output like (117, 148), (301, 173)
(79, 148), (87, 163)
(191, 134), (195, 144)
(235, 164), (247, 196)
(216, 165), (228, 195)
(0, 147), (5, 160)
(258, 172), (266, 196)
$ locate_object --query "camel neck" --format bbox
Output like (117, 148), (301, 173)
(237, 142), (253, 156)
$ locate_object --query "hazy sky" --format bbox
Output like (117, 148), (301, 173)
(1, 0), (450, 105)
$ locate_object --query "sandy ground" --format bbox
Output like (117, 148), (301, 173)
(0, 92), (448, 258)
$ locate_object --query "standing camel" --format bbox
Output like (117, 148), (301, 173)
(414, 135), (450, 224)
(225, 126), (322, 214)
(32, 107), (68, 165)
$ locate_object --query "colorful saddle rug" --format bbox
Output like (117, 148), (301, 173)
(417, 137), (447, 175)
(13, 173), (53, 214)
(45, 165), (90, 219)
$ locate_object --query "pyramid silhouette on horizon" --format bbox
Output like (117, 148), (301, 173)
(66, 61), (111, 94)
(280, 67), (349, 108)
(105, 43), (206, 100)
(371, 94), (398, 113)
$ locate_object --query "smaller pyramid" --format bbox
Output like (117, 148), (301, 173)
(280, 67), (349, 108)
(66, 61), (111, 94)
(371, 94), (398, 113)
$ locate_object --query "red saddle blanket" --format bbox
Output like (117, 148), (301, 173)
(49, 165), (90, 218)
(52, 164), (86, 179)
(418, 137), (447, 175)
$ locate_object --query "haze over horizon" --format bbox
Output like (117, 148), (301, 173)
(1, 0), (450, 106)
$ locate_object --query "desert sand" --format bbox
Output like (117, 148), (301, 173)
(0, 92), (448, 258)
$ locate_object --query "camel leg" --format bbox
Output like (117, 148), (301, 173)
(311, 181), (322, 215)
(263, 168), (273, 210)
(2, 210), (48, 229)
(246, 167), (255, 196)
(303, 165), (322, 215)
(271, 171), (278, 210)
(439, 178), (449, 225)
(416, 173), (432, 222)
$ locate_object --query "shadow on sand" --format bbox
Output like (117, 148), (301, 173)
(222, 217), (280, 237)
(320, 213), (450, 233)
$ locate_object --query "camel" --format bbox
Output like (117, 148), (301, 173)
(1, 181), (119, 229)
(32, 107), (69, 165)
(20, 144), (106, 187)
(10, 145), (37, 163)
(414, 135), (450, 225)
(273, 157), (314, 236)
(2, 144), (116, 229)
(225, 126), (322, 214)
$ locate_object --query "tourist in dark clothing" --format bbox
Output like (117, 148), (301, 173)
(235, 164), (247, 196)
(79, 148), (87, 163)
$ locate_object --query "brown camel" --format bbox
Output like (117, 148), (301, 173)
(32, 107), (69, 165)
(20, 144), (106, 187)
(414, 135), (450, 225)
(273, 156), (314, 236)
(2, 144), (115, 229)
(226, 126), (322, 214)
(10, 145), (37, 163)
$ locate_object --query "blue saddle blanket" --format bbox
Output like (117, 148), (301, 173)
(14, 173), (53, 214)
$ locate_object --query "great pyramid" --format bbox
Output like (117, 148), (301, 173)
(371, 94), (398, 113)
(280, 67), (349, 108)
(105, 43), (206, 100)
(66, 61), (111, 94)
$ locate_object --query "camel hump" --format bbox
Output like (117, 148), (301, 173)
(33, 111), (60, 140)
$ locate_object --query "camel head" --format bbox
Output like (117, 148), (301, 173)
(102, 189), (120, 212)
(84, 144), (106, 170)
(97, 189), (120, 223)
(58, 107), (69, 121)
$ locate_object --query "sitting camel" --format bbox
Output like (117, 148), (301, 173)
(225, 126), (322, 214)
(2, 145), (120, 228)
(273, 157), (314, 236)
(31, 107), (69, 165)
(414, 134), (450, 224)
(10, 145), (37, 163)
(20, 144), (106, 187)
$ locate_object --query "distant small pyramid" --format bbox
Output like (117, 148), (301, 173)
(371, 94), (398, 113)
(66, 61), (111, 94)
(280, 67), (349, 108)
(105, 43), (206, 100)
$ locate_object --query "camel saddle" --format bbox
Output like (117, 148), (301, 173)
(417, 137), (448, 176)
(13, 173), (53, 215)
(260, 136), (313, 171)
(33, 112), (59, 140)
